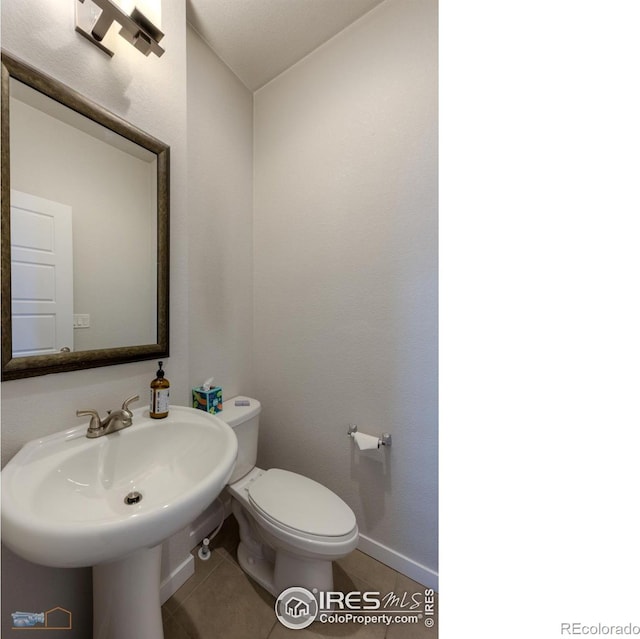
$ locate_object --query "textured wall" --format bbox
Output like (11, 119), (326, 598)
(253, 0), (438, 583)
(186, 25), (255, 400)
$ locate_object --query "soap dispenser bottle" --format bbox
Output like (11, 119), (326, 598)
(150, 361), (170, 419)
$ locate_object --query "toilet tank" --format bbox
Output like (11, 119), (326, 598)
(218, 396), (261, 484)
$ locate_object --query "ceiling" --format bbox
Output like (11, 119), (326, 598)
(186, 0), (386, 91)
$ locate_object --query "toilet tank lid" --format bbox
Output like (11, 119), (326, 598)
(219, 396), (261, 427)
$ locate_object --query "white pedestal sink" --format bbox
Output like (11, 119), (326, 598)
(1, 405), (238, 639)
(93, 545), (165, 639)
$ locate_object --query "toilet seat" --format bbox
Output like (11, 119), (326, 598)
(247, 469), (357, 540)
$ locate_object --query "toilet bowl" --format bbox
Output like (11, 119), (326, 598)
(219, 397), (359, 597)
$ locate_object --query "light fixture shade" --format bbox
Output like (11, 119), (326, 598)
(112, 0), (161, 28)
(75, 0), (164, 58)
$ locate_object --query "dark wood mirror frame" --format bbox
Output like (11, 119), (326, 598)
(1, 51), (170, 380)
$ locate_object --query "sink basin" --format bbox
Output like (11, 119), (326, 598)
(1, 405), (238, 568)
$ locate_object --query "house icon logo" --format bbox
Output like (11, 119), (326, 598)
(285, 597), (311, 618)
(275, 587), (318, 629)
(45, 607), (73, 629)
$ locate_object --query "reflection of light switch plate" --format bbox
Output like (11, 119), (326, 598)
(73, 314), (91, 329)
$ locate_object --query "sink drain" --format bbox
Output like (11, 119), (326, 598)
(124, 491), (143, 505)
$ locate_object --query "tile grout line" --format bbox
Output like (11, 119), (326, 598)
(166, 550), (225, 615)
(265, 618), (280, 639)
(164, 530), (425, 639)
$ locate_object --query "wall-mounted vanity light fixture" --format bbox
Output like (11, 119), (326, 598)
(75, 0), (164, 58)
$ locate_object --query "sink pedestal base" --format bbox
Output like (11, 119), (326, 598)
(93, 544), (163, 639)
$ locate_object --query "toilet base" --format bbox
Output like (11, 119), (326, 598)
(273, 548), (334, 595)
(237, 541), (276, 595)
(233, 501), (335, 598)
(237, 539), (335, 598)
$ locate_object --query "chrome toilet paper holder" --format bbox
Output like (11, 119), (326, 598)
(347, 424), (392, 447)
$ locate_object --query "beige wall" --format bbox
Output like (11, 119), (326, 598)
(253, 0), (438, 585)
(186, 25), (255, 400)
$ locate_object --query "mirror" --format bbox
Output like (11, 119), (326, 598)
(1, 51), (169, 380)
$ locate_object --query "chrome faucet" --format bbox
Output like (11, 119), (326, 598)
(77, 395), (140, 438)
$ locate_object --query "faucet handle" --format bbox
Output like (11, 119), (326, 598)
(121, 395), (140, 412)
(76, 409), (102, 433)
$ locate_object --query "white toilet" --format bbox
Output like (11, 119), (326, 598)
(219, 396), (359, 597)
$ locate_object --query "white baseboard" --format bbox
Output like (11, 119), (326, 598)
(160, 553), (194, 604)
(357, 534), (438, 591)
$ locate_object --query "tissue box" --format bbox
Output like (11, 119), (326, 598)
(192, 386), (223, 414)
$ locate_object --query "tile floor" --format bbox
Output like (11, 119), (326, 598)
(162, 518), (438, 639)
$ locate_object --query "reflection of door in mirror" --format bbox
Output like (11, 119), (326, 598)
(10, 77), (158, 353)
(11, 190), (74, 357)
